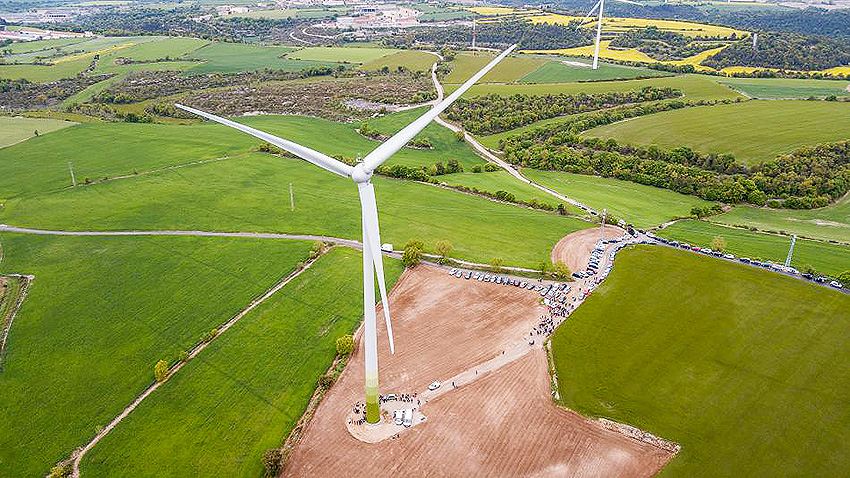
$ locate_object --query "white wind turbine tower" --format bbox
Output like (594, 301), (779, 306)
(175, 45), (517, 425)
(578, 0), (644, 70)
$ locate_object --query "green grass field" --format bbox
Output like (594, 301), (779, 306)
(0, 150), (591, 268)
(584, 100), (850, 165)
(97, 37), (209, 61)
(186, 42), (338, 74)
(551, 246), (849, 477)
(286, 46), (401, 64)
(437, 170), (582, 213)
(519, 58), (670, 83)
(3, 37), (88, 55)
(366, 106), (483, 168)
(452, 74), (743, 101)
(718, 77), (850, 99)
(0, 117), (78, 148)
(5, 36), (160, 64)
(713, 195), (850, 244)
(443, 53), (548, 84)
(360, 50), (437, 73)
(524, 169), (714, 228)
(0, 57), (91, 82)
(81, 247), (403, 477)
(0, 234), (312, 477)
(657, 219), (850, 275)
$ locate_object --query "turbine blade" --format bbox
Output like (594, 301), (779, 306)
(174, 104), (353, 178)
(360, 44), (518, 174)
(611, 0), (643, 5)
(578, 0), (602, 27)
(358, 182), (395, 354)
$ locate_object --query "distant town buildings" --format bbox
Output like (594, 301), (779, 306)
(0, 26), (91, 41)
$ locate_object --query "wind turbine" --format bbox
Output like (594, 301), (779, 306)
(578, 0), (644, 70)
(175, 45), (517, 425)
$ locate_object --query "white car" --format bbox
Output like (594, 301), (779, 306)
(448, 268), (457, 275)
(393, 410), (403, 426)
(830, 280), (843, 288)
(428, 380), (441, 391)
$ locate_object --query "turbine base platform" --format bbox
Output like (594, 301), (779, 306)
(346, 402), (426, 443)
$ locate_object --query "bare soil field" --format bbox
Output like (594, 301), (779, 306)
(551, 226), (625, 273)
(282, 265), (672, 477)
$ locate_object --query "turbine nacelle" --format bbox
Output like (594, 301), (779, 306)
(351, 163), (373, 184)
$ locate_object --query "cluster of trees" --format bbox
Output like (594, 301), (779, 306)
(503, 129), (849, 208)
(358, 124), (432, 149)
(609, 27), (727, 61)
(0, 74), (112, 110)
(702, 32), (850, 71)
(390, 19), (592, 50)
(445, 86), (681, 134)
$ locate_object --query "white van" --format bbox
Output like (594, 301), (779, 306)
(393, 410), (403, 426)
(403, 409), (413, 428)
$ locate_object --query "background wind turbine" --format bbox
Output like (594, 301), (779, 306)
(578, 0), (644, 70)
(175, 44), (517, 425)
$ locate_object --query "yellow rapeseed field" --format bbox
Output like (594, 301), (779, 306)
(528, 13), (746, 38)
(467, 6), (522, 15)
(51, 42), (136, 64)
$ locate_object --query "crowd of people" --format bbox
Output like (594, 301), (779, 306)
(379, 393), (417, 404)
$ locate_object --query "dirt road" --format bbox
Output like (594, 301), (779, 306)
(551, 226), (625, 273)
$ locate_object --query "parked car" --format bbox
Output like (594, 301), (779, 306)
(724, 254), (735, 260)
(830, 280), (843, 288)
(428, 380), (441, 391)
(465, 271), (472, 279)
(449, 268), (457, 275)
(403, 409), (413, 428)
(802, 273), (813, 280)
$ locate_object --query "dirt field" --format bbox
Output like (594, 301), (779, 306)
(282, 265), (673, 477)
(551, 226), (625, 274)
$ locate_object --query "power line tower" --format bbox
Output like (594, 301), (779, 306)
(289, 183), (294, 212)
(784, 235), (796, 267)
(472, 18), (476, 55)
(599, 208), (607, 241)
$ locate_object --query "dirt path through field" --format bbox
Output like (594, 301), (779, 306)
(282, 264), (674, 477)
(551, 226), (625, 273)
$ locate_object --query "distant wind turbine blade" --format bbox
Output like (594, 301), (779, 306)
(611, 0), (644, 5)
(174, 103), (353, 178)
(358, 182), (394, 354)
(360, 44), (518, 174)
(578, 0), (602, 27)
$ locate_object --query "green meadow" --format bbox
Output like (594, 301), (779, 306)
(519, 58), (669, 83)
(186, 43), (338, 74)
(657, 219), (850, 275)
(718, 77), (850, 99)
(0, 117), (77, 148)
(360, 50), (438, 73)
(523, 169), (714, 228)
(438, 170), (582, 214)
(81, 247), (403, 477)
(714, 196), (850, 244)
(443, 53), (548, 84)
(0, 58), (91, 82)
(551, 246), (849, 477)
(584, 100), (850, 165)
(0, 234), (312, 477)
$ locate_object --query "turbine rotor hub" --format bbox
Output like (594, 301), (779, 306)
(351, 163), (372, 184)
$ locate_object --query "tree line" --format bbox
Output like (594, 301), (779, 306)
(444, 86), (681, 135)
(386, 19), (592, 50)
(701, 31), (850, 71)
(500, 111), (848, 208)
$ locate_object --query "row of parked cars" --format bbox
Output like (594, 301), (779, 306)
(448, 268), (569, 297)
(653, 237), (844, 289)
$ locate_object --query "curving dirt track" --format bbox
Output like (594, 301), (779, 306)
(551, 226), (625, 274)
(282, 265), (673, 477)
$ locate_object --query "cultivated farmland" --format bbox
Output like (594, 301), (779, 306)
(360, 50), (438, 73)
(524, 169), (714, 228)
(0, 116), (77, 148)
(443, 53), (549, 84)
(584, 100), (850, 164)
(81, 247), (404, 477)
(519, 58), (671, 83)
(657, 219), (850, 275)
(186, 43), (339, 74)
(285, 46), (401, 64)
(551, 246), (849, 477)
(0, 234), (312, 477)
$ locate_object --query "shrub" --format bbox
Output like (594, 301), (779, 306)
(48, 463), (71, 478)
(336, 334), (354, 355)
(836, 270), (850, 284)
(262, 449), (283, 477)
(490, 257), (503, 273)
(435, 240), (453, 263)
(711, 236), (727, 253)
(553, 261), (572, 280)
(310, 241), (323, 258)
(203, 328), (218, 342)
(178, 350), (189, 362)
(471, 165), (482, 173)
(402, 240), (423, 268)
(484, 163), (499, 172)
(318, 373), (335, 390)
(154, 360), (168, 382)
